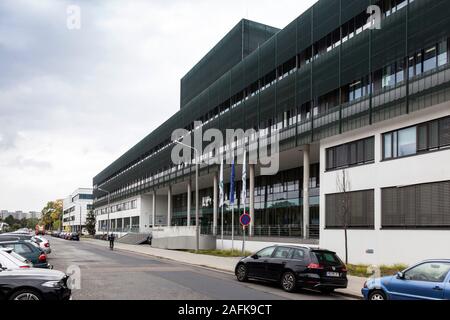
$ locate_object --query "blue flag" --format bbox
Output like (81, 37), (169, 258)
(229, 159), (235, 205)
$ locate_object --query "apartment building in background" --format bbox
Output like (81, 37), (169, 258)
(62, 188), (94, 233)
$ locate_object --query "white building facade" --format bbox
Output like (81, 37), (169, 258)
(320, 102), (450, 265)
(63, 188), (94, 233)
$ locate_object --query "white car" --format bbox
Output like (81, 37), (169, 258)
(0, 248), (32, 270)
(31, 236), (51, 255)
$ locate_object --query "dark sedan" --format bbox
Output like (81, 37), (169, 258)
(68, 233), (80, 241)
(0, 267), (71, 300)
(235, 245), (348, 293)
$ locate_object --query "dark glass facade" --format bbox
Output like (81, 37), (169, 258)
(172, 165), (320, 237)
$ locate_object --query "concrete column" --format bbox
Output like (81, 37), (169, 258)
(167, 186), (172, 227)
(152, 190), (156, 228)
(249, 164), (255, 237)
(213, 173), (218, 236)
(303, 145), (310, 239)
(187, 181), (191, 227)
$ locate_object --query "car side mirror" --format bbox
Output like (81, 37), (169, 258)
(397, 272), (405, 279)
(251, 254), (259, 260)
(0, 263), (5, 271)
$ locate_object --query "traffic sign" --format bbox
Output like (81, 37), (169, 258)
(240, 213), (251, 227)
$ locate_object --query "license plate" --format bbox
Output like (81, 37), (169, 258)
(326, 272), (340, 277)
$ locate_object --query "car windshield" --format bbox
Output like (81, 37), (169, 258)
(313, 251), (343, 266)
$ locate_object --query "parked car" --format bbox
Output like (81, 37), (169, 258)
(0, 233), (33, 241)
(51, 231), (61, 238)
(31, 236), (51, 255)
(68, 233), (80, 241)
(362, 260), (450, 300)
(0, 248), (31, 270)
(0, 240), (50, 269)
(235, 245), (348, 293)
(0, 267), (71, 300)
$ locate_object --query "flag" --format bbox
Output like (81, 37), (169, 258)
(229, 158), (235, 205)
(241, 152), (247, 209)
(219, 160), (224, 207)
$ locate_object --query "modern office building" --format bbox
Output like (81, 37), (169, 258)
(93, 0), (450, 264)
(62, 188), (94, 233)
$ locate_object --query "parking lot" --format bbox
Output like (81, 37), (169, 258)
(48, 237), (351, 300)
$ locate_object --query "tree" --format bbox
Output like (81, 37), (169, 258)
(40, 200), (63, 230)
(26, 218), (40, 229)
(85, 210), (96, 235)
(336, 170), (351, 264)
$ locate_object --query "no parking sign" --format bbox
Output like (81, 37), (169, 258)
(240, 213), (251, 227)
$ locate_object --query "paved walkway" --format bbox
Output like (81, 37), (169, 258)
(82, 238), (365, 298)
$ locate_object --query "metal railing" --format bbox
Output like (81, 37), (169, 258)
(201, 224), (320, 240)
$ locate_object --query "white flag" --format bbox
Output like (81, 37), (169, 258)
(219, 160), (224, 207)
(241, 151), (247, 209)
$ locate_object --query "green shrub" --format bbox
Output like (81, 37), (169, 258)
(347, 264), (408, 277)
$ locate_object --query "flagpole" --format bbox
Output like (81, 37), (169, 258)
(231, 207), (234, 252)
(219, 159), (224, 250)
(230, 158), (235, 253)
(241, 151), (247, 255)
(221, 205), (224, 249)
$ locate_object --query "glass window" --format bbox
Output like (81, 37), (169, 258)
(393, 131), (398, 158)
(396, 59), (405, 83)
(404, 262), (450, 283)
(365, 137), (375, 161)
(440, 117), (450, 146)
(423, 46), (437, 72)
(382, 64), (396, 88)
(417, 124), (428, 151)
(415, 52), (423, 76)
(349, 142), (357, 165)
(13, 244), (32, 255)
(398, 127), (417, 157)
(429, 120), (440, 149)
(256, 247), (276, 258)
(384, 133), (393, 159)
(292, 249), (306, 261)
(326, 137), (374, 170)
(314, 251), (342, 266)
(438, 40), (448, 67)
(273, 247), (292, 259)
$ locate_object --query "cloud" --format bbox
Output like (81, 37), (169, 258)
(0, 0), (316, 211)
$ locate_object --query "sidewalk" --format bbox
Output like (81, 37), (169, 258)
(82, 238), (364, 299)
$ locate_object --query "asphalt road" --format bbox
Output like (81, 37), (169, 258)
(47, 238), (351, 300)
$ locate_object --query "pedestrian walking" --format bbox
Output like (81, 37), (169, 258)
(109, 233), (115, 250)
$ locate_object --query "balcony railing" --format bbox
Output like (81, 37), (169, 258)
(201, 224), (320, 240)
(95, 64), (450, 206)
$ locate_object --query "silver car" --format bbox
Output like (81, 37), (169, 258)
(31, 236), (51, 255)
(0, 248), (32, 269)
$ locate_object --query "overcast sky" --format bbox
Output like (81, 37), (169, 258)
(0, 0), (316, 212)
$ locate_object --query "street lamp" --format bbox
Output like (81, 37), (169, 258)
(95, 187), (111, 235)
(174, 140), (200, 252)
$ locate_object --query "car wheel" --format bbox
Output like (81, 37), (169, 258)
(10, 289), (42, 301)
(320, 288), (335, 295)
(236, 264), (248, 282)
(281, 271), (297, 293)
(369, 290), (387, 301)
